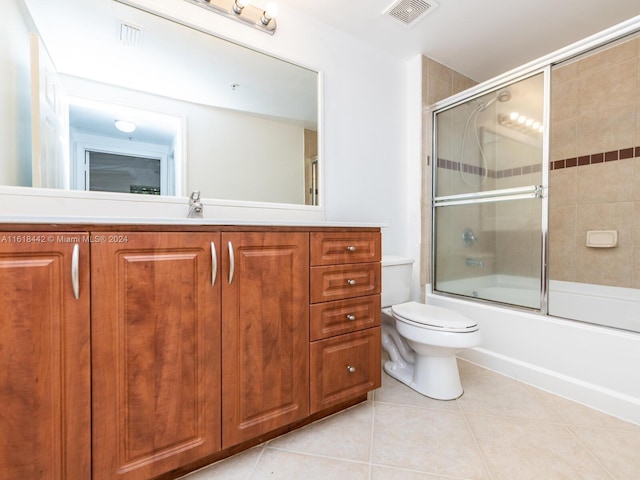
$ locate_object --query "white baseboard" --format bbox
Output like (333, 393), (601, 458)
(459, 347), (640, 426)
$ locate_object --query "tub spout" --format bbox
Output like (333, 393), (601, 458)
(465, 257), (484, 267)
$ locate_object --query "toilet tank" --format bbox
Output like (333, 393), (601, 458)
(382, 256), (415, 307)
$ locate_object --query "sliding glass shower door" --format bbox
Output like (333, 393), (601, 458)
(432, 72), (547, 309)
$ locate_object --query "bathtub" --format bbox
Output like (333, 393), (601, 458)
(435, 275), (640, 333)
(549, 280), (640, 333)
(427, 277), (640, 425)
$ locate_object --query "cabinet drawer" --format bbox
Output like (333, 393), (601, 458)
(310, 327), (381, 413)
(310, 232), (381, 266)
(310, 262), (380, 303)
(310, 295), (381, 341)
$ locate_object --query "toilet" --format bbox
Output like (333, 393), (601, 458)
(381, 256), (481, 400)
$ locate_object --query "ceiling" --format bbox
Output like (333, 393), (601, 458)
(275, 0), (640, 82)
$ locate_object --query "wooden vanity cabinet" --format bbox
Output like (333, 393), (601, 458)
(309, 231), (382, 413)
(0, 233), (91, 479)
(221, 232), (310, 448)
(0, 225), (381, 480)
(91, 233), (222, 480)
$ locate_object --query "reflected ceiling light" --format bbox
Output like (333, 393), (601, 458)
(498, 113), (543, 136)
(185, 0), (278, 35)
(115, 119), (136, 133)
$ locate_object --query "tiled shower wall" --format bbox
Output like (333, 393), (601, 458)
(420, 57), (476, 295)
(549, 35), (640, 288)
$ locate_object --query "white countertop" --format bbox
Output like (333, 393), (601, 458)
(0, 215), (386, 228)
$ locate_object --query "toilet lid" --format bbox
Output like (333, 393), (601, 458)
(391, 301), (478, 332)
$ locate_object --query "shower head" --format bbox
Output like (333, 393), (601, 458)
(478, 90), (511, 111)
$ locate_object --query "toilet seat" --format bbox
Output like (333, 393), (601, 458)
(391, 301), (479, 333)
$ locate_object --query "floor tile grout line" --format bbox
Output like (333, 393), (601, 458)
(367, 398), (376, 480)
(245, 445), (266, 480)
(561, 423), (618, 480)
(459, 408), (497, 480)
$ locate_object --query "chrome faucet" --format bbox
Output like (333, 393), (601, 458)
(188, 191), (203, 218)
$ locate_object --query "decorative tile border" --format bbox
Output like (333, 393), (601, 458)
(430, 146), (640, 178)
(551, 146), (640, 170)
(434, 157), (542, 178)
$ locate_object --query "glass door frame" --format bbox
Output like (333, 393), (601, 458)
(430, 66), (551, 313)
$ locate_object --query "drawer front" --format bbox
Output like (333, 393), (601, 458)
(310, 232), (381, 266)
(310, 262), (380, 303)
(310, 295), (381, 341)
(310, 327), (381, 413)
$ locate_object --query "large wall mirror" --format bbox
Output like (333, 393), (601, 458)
(8, 0), (320, 206)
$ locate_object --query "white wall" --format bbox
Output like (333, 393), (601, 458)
(1, 0), (411, 255)
(0, 0), (32, 186)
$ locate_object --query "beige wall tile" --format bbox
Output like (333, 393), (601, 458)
(552, 61), (579, 85)
(550, 118), (577, 161)
(426, 57), (453, 84)
(576, 106), (636, 156)
(548, 205), (577, 281)
(550, 77), (579, 124)
(549, 168), (578, 207)
(452, 71), (476, 95)
(577, 160), (635, 205)
(577, 36), (638, 76)
(576, 244), (632, 287)
(579, 60), (637, 115)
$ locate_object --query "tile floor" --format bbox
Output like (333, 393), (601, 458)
(181, 359), (640, 480)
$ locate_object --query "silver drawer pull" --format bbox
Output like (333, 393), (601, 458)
(346, 314), (356, 321)
(346, 246), (356, 252)
(347, 279), (356, 286)
(347, 365), (356, 373)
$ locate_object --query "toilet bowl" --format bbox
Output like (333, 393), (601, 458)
(381, 257), (481, 400)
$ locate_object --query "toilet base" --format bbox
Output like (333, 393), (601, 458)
(383, 354), (464, 401)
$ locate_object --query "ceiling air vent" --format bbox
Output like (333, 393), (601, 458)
(119, 22), (143, 47)
(384, 0), (439, 27)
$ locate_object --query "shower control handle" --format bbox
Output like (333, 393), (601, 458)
(346, 314), (356, 321)
(347, 365), (356, 373)
(347, 279), (356, 286)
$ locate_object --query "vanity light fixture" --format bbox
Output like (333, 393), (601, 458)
(114, 119), (136, 133)
(184, 0), (278, 35)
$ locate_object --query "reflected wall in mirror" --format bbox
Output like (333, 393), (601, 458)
(3, 0), (319, 205)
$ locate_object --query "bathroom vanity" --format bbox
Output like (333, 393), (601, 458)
(0, 223), (381, 480)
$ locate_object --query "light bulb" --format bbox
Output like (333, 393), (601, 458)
(517, 115), (527, 124)
(265, 2), (279, 18)
(233, 0), (251, 14)
(509, 112), (519, 121)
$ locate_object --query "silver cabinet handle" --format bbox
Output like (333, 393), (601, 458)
(347, 365), (356, 373)
(346, 246), (356, 252)
(71, 243), (80, 300)
(347, 279), (356, 285)
(346, 314), (356, 321)
(211, 242), (217, 286)
(228, 241), (234, 284)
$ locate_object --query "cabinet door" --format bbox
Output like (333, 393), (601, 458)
(91, 233), (221, 480)
(0, 233), (90, 479)
(222, 232), (309, 448)
(310, 327), (381, 413)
